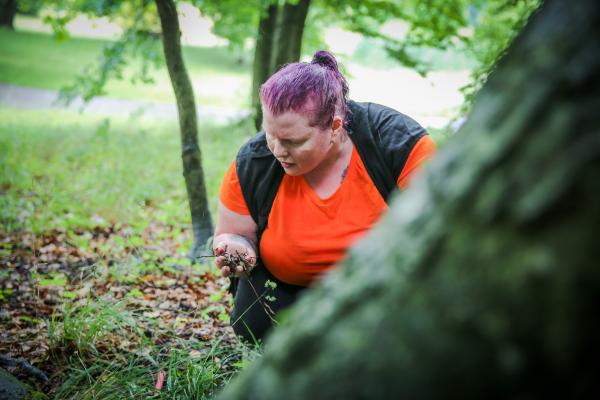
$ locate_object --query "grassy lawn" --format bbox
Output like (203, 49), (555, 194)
(0, 107), (250, 233)
(0, 28), (251, 107)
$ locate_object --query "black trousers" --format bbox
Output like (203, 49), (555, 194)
(230, 263), (306, 343)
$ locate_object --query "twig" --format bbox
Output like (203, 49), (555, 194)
(245, 277), (278, 324)
(205, 250), (278, 326)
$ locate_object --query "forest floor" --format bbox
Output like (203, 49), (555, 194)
(0, 223), (255, 398)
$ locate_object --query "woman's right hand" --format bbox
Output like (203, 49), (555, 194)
(213, 234), (258, 278)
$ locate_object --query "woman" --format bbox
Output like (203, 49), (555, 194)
(213, 50), (436, 342)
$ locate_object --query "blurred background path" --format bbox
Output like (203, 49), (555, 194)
(0, 83), (250, 123)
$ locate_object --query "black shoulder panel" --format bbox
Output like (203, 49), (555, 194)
(366, 102), (428, 177)
(346, 100), (427, 201)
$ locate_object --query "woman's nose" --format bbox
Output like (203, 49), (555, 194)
(272, 140), (289, 158)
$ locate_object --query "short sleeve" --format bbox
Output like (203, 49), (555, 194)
(397, 135), (437, 189)
(219, 160), (251, 215)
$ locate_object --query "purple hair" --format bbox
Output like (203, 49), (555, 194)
(260, 50), (349, 129)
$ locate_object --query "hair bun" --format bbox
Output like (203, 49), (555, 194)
(311, 50), (339, 71)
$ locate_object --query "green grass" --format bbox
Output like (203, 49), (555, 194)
(0, 107), (252, 233)
(0, 28), (251, 107)
(51, 339), (256, 400)
(48, 297), (258, 399)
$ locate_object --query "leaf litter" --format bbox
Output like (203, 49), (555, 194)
(0, 223), (241, 395)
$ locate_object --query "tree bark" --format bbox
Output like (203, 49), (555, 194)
(251, 3), (278, 131)
(0, 0), (17, 29)
(220, 0), (600, 398)
(271, 0), (310, 71)
(252, 0), (311, 130)
(155, 0), (213, 258)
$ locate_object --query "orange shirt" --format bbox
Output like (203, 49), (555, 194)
(219, 135), (436, 286)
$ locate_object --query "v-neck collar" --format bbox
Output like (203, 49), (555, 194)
(300, 145), (358, 203)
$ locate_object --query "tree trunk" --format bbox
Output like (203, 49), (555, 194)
(271, 0), (310, 70)
(155, 0), (213, 258)
(252, 0), (311, 130)
(0, 0), (16, 29)
(220, 0), (600, 398)
(251, 3), (278, 131)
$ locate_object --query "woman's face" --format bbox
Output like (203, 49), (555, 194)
(263, 108), (333, 176)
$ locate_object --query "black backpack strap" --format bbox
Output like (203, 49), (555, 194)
(235, 132), (284, 243)
(229, 133), (283, 297)
(346, 100), (427, 203)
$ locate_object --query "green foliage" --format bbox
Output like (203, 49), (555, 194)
(15, 0), (252, 105)
(126, 288), (144, 298)
(193, 0), (263, 51)
(0, 288), (14, 302)
(60, 28), (162, 103)
(192, 0), (538, 113)
(109, 258), (157, 284)
(17, 0), (44, 16)
(460, 0), (541, 111)
(33, 272), (68, 286)
(324, 0), (540, 84)
(39, 0), (163, 102)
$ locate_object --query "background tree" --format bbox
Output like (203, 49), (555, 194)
(43, 0), (214, 258)
(198, 0), (312, 130)
(252, 0), (310, 130)
(0, 0), (17, 29)
(251, 2), (278, 130)
(219, 0), (600, 397)
(155, 0), (213, 258)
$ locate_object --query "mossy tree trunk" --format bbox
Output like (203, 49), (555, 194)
(220, 0), (600, 397)
(155, 0), (213, 258)
(252, 0), (311, 130)
(0, 0), (16, 29)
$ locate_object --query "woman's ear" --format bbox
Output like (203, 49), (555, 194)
(331, 116), (343, 132)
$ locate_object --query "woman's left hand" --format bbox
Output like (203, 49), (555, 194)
(213, 234), (257, 278)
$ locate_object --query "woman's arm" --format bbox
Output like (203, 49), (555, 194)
(213, 201), (258, 277)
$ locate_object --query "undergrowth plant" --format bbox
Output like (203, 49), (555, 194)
(48, 299), (148, 355)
